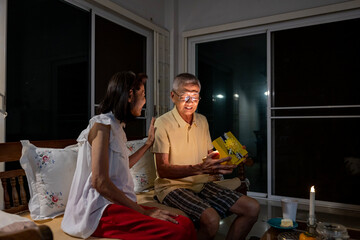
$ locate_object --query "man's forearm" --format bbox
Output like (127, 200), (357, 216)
(157, 163), (204, 179)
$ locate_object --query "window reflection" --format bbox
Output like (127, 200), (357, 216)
(196, 33), (267, 193)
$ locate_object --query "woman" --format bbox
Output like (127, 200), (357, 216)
(62, 71), (196, 239)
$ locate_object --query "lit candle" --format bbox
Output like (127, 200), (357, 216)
(309, 186), (315, 225)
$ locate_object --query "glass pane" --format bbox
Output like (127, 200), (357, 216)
(196, 33), (267, 193)
(273, 108), (360, 117)
(6, 0), (90, 141)
(273, 118), (360, 205)
(272, 18), (360, 107)
(95, 15), (147, 138)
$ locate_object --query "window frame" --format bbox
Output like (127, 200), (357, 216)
(67, 0), (171, 126)
(0, 0), (7, 203)
(71, 0), (154, 127)
(186, 5), (360, 211)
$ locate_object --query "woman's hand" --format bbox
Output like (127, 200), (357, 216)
(129, 117), (156, 168)
(145, 117), (156, 146)
(144, 208), (179, 224)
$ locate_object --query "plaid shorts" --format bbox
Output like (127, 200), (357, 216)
(162, 182), (242, 223)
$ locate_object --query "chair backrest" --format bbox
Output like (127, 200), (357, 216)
(0, 169), (27, 213)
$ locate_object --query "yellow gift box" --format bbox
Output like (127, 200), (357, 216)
(212, 131), (248, 165)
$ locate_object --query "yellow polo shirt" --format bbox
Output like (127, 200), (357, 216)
(153, 107), (213, 202)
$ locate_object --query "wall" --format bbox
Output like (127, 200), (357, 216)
(110, 0), (168, 29)
(106, 0), (356, 88)
(174, 0), (352, 73)
(177, 0), (349, 31)
(100, 1), (354, 103)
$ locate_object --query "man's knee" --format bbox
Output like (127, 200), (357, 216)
(199, 208), (220, 234)
(231, 196), (260, 219)
(247, 198), (260, 219)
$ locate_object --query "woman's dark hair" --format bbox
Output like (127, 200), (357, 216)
(136, 73), (148, 83)
(98, 71), (143, 122)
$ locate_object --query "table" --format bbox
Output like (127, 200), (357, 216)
(261, 220), (360, 240)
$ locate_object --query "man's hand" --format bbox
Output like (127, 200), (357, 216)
(243, 154), (254, 166)
(241, 145), (254, 166)
(144, 208), (179, 224)
(145, 117), (156, 146)
(201, 152), (236, 175)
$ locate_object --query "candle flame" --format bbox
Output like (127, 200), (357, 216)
(311, 186), (315, 192)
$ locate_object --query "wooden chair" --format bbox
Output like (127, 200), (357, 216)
(0, 169), (28, 214)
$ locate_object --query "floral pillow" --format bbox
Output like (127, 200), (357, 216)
(19, 140), (77, 220)
(127, 138), (156, 193)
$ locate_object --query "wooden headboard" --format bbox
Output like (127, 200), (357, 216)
(0, 139), (77, 214)
(0, 140), (77, 163)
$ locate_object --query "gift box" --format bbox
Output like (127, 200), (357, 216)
(212, 131), (248, 165)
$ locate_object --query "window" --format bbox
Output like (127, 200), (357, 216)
(271, 18), (360, 205)
(95, 14), (148, 138)
(6, 0), (90, 142)
(5, 0), (156, 143)
(196, 33), (268, 193)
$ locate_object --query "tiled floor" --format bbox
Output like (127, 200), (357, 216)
(215, 198), (360, 240)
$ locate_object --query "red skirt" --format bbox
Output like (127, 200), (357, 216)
(92, 204), (197, 240)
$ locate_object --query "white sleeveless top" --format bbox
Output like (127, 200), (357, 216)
(61, 112), (136, 238)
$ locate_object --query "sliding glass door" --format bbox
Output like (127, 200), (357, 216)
(189, 11), (360, 206)
(195, 33), (268, 194)
(271, 18), (360, 205)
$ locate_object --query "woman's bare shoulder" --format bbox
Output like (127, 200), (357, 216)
(88, 122), (111, 144)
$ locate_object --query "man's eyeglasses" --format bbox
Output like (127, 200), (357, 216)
(173, 91), (201, 103)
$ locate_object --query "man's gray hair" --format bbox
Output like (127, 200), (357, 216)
(172, 73), (201, 92)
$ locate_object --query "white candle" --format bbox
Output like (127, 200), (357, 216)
(309, 186), (315, 225)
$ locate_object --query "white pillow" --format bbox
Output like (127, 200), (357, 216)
(127, 138), (156, 193)
(19, 140), (78, 220)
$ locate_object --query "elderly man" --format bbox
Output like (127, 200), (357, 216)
(153, 73), (260, 240)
